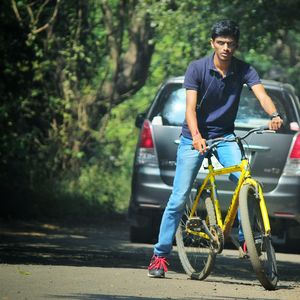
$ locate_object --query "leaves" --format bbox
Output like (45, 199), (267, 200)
(0, 0), (299, 217)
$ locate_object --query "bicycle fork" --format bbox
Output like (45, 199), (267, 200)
(244, 178), (271, 235)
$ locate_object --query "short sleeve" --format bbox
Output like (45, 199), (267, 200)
(244, 65), (261, 88)
(183, 61), (200, 90)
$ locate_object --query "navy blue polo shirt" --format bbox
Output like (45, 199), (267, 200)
(182, 54), (261, 139)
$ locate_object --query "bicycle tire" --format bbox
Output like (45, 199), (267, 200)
(175, 191), (217, 280)
(239, 183), (278, 290)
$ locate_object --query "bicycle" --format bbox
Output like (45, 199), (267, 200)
(175, 126), (278, 290)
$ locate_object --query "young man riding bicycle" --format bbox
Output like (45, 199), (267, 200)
(148, 19), (283, 278)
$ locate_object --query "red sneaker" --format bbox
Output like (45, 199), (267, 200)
(147, 255), (169, 278)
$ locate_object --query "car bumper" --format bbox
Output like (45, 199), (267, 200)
(128, 166), (300, 239)
(265, 175), (300, 222)
(128, 165), (171, 227)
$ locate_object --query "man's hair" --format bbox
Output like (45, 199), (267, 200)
(211, 20), (240, 43)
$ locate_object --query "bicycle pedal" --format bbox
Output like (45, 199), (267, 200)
(238, 248), (249, 259)
(255, 238), (263, 244)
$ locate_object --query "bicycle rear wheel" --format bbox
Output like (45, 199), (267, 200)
(175, 190), (217, 280)
(239, 183), (278, 290)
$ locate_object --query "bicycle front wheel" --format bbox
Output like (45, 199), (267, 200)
(175, 191), (217, 280)
(239, 183), (278, 290)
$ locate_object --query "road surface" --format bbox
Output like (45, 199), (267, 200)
(0, 218), (299, 299)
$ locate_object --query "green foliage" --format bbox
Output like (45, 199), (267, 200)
(1, 0), (299, 219)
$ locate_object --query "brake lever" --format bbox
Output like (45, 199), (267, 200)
(256, 130), (276, 134)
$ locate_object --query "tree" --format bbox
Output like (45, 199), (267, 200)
(4, 0), (155, 172)
(1, 0), (299, 217)
(0, 0), (157, 216)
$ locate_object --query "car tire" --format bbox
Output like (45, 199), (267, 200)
(286, 238), (300, 253)
(129, 225), (155, 243)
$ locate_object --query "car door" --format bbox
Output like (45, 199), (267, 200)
(149, 82), (185, 186)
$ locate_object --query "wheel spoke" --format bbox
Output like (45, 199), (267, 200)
(175, 189), (216, 280)
(240, 184), (278, 290)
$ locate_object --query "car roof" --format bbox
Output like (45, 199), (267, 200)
(164, 76), (296, 94)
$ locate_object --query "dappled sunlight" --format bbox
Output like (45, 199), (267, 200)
(0, 222), (87, 239)
(0, 218), (299, 286)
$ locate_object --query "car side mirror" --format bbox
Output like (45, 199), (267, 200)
(135, 113), (146, 128)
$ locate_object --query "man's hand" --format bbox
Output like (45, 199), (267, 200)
(192, 135), (207, 155)
(269, 116), (283, 131)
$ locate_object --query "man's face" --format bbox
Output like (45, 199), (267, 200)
(210, 36), (238, 62)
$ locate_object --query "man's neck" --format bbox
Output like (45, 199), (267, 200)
(213, 55), (231, 77)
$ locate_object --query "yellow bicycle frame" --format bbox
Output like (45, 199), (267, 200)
(188, 158), (271, 240)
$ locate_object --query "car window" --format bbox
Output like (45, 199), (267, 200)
(235, 88), (288, 128)
(161, 87), (186, 125)
(153, 83), (292, 130)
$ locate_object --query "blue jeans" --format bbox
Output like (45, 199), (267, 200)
(154, 134), (243, 257)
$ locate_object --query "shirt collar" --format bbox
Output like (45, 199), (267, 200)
(209, 53), (236, 77)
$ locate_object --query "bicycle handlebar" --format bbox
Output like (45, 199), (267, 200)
(206, 126), (275, 152)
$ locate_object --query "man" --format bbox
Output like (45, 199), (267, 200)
(147, 19), (283, 278)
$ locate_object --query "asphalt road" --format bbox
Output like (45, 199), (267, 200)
(0, 217), (300, 300)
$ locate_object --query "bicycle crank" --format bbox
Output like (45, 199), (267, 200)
(188, 218), (224, 253)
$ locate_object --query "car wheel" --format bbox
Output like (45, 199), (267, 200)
(129, 225), (155, 243)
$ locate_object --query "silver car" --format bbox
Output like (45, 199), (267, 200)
(128, 77), (300, 247)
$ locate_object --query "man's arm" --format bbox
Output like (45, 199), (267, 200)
(186, 89), (207, 154)
(251, 84), (283, 130)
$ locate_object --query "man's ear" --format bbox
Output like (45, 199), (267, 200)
(210, 38), (214, 49)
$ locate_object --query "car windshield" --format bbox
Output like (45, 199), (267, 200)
(157, 84), (288, 129)
(235, 87), (286, 128)
(161, 88), (186, 126)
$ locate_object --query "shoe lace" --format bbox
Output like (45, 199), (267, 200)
(148, 256), (169, 272)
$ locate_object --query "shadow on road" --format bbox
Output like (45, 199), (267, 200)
(48, 294), (261, 300)
(0, 217), (299, 285)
